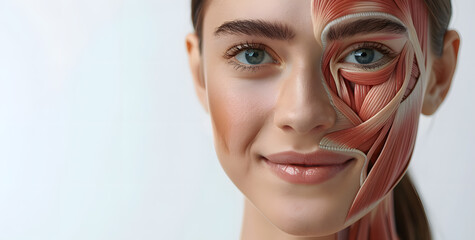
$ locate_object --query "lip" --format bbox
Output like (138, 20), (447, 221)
(263, 150), (355, 184)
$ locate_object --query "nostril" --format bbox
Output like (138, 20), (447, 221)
(275, 110), (336, 135)
(280, 125), (294, 131)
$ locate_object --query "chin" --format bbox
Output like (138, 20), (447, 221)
(270, 213), (346, 237)
(258, 195), (351, 237)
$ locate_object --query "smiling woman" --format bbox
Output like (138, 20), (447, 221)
(186, 0), (460, 239)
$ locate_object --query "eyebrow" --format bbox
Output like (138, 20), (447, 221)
(214, 19), (296, 41)
(326, 18), (407, 41)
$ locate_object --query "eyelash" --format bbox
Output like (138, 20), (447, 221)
(223, 41), (277, 72)
(341, 42), (397, 70)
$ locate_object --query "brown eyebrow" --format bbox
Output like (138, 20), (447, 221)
(326, 18), (407, 41)
(214, 19), (296, 41)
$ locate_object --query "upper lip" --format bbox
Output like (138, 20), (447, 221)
(264, 149), (352, 166)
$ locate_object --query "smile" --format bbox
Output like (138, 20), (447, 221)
(262, 150), (356, 184)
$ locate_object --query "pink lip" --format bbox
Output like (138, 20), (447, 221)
(263, 150), (355, 184)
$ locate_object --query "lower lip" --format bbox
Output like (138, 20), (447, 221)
(264, 158), (355, 185)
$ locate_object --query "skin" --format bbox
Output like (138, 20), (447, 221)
(186, 0), (460, 239)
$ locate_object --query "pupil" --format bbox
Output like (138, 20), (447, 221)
(354, 48), (374, 64)
(245, 49), (265, 64)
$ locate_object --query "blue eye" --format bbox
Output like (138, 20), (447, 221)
(235, 49), (274, 65)
(345, 48), (384, 65)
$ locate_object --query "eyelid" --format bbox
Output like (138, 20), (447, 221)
(340, 42), (395, 60)
(223, 41), (281, 72)
(338, 42), (398, 70)
(224, 42), (280, 60)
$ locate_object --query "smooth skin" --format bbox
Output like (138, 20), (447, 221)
(186, 0), (460, 239)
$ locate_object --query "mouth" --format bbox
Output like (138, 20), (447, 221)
(261, 154), (356, 185)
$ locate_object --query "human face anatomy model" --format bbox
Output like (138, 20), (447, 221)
(187, 0), (433, 238)
(311, 0), (429, 238)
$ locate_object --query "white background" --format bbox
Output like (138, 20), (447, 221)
(0, 0), (473, 239)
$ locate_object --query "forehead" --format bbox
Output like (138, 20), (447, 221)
(203, 0), (313, 33)
(313, 0), (404, 18)
(312, 0), (408, 34)
(203, 0), (411, 34)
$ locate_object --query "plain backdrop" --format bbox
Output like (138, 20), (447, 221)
(0, 0), (473, 239)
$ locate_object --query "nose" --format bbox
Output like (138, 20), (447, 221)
(273, 63), (336, 135)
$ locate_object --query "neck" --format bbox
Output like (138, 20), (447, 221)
(239, 198), (340, 240)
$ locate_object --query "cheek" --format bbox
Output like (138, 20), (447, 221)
(207, 75), (275, 158)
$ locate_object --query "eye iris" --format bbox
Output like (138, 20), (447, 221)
(354, 48), (375, 64)
(245, 49), (265, 64)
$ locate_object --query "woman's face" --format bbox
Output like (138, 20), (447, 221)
(190, 0), (437, 237)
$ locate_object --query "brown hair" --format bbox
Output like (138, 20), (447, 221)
(423, 0), (452, 56)
(190, 0), (452, 239)
(191, 0), (209, 50)
(394, 173), (432, 240)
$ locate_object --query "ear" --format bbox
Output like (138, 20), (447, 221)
(186, 33), (209, 113)
(422, 30), (461, 115)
